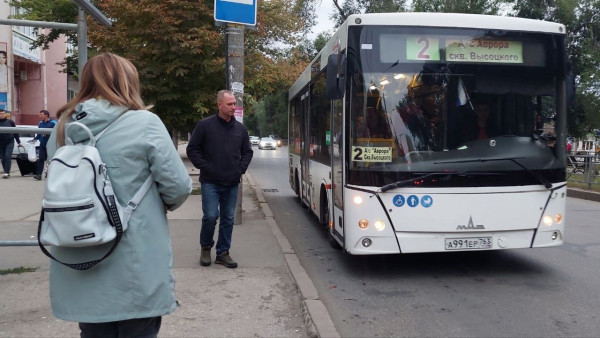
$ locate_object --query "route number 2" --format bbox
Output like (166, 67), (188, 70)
(417, 37), (431, 59)
(407, 36), (440, 61)
(353, 147), (363, 161)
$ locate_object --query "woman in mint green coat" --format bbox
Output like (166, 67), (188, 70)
(46, 53), (192, 337)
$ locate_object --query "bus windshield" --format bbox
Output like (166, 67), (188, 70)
(346, 26), (566, 187)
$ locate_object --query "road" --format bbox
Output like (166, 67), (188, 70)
(248, 146), (600, 337)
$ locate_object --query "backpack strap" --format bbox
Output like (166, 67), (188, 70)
(64, 112), (128, 145)
(122, 175), (154, 225)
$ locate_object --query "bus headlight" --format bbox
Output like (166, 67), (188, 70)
(358, 219), (369, 229)
(542, 213), (563, 227)
(555, 213), (563, 224)
(353, 195), (363, 205)
(373, 220), (386, 231)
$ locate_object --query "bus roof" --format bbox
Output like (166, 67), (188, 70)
(289, 13), (565, 99)
(346, 12), (565, 35)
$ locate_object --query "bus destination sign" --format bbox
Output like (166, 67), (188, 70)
(445, 39), (523, 64)
(404, 36), (524, 64)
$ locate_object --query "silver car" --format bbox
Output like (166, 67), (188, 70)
(258, 137), (276, 150)
(249, 136), (260, 146)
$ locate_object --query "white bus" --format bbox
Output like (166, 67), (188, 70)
(288, 13), (569, 254)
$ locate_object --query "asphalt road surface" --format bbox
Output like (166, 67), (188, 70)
(248, 146), (600, 337)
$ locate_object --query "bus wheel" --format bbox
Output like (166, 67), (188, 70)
(295, 173), (301, 200)
(320, 188), (329, 229)
(296, 174), (307, 208)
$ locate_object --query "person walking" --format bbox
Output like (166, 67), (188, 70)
(32, 109), (56, 180)
(186, 90), (253, 268)
(45, 53), (192, 337)
(0, 108), (22, 178)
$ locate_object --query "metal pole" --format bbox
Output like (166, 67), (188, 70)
(0, 19), (78, 30)
(77, 7), (88, 76)
(226, 24), (245, 225)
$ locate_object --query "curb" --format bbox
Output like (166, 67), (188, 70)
(245, 172), (341, 338)
(567, 188), (600, 202)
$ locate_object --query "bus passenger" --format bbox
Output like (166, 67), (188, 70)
(462, 94), (498, 142)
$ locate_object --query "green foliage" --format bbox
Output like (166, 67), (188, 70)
(9, 0), (78, 50)
(9, 0), (319, 135)
(411, 0), (503, 14)
(252, 91), (289, 138)
(86, 0), (224, 133)
(0, 266), (38, 275)
(511, 0), (600, 135)
(332, 0), (407, 26)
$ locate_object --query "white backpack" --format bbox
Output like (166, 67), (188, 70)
(38, 117), (153, 270)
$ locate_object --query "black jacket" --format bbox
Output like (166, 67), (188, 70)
(0, 118), (21, 145)
(186, 114), (253, 186)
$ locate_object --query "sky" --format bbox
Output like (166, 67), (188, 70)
(308, 0), (337, 39)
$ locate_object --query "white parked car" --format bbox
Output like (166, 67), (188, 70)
(11, 125), (40, 159)
(258, 137), (276, 150)
(249, 136), (260, 146)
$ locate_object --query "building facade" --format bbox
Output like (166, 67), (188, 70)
(1, 2), (69, 125)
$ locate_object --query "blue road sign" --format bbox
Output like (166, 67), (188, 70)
(214, 0), (257, 26)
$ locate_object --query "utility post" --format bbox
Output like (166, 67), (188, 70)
(77, 7), (87, 74)
(215, 0), (257, 225)
(226, 23), (245, 225)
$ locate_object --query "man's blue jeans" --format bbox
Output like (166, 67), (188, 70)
(0, 141), (14, 173)
(200, 182), (239, 256)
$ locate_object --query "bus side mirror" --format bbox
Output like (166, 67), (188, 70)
(326, 53), (347, 100)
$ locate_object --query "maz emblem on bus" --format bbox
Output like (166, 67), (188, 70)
(457, 216), (485, 230)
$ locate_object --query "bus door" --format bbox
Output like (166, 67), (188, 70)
(331, 98), (344, 244)
(300, 91), (310, 206)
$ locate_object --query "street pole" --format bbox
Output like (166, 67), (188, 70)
(226, 23), (245, 225)
(77, 7), (87, 75)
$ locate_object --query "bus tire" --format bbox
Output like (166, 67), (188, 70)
(320, 186), (329, 228)
(296, 172), (307, 208)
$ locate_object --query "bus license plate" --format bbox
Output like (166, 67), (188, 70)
(445, 237), (492, 250)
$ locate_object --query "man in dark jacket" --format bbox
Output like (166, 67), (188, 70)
(0, 108), (22, 178)
(187, 90), (253, 268)
(32, 109), (56, 180)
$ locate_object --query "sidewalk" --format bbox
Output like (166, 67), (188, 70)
(0, 144), (339, 338)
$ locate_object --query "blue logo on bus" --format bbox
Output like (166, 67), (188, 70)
(393, 195), (405, 207)
(421, 195), (433, 208)
(407, 195), (419, 207)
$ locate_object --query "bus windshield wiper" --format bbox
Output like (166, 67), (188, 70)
(379, 171), (469, 192)
(434, 157), (552, 189)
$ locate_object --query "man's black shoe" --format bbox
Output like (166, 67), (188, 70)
(215, 252), (238, 268)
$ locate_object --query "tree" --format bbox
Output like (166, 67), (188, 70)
(332, 0), (407, 27)
(9, 0), (319, 136)
(511, 0), (600, 136)
(411, 0), (504, 14)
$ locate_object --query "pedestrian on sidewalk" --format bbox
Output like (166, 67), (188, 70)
(32, 109), (56, 180)
(0, 108), (22, 178)
(46, 53), (192, 338)
(186, 89), (253, 268)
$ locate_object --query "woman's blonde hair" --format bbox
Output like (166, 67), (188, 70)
(55, 53), (148, 145)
